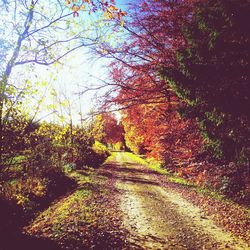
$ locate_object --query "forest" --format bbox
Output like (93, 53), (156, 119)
(0, 0), (249, 249)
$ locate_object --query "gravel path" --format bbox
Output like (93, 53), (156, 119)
(112, 152), (250, 250)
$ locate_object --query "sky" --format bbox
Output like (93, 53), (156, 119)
(2, 0), (130, 125)
(28, 49), (112, 124)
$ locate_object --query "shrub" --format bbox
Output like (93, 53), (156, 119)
(85, 141), (111, 168)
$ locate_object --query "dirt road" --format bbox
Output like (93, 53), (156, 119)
(107, 152), (249, 250)
(24, 152), (250, 250)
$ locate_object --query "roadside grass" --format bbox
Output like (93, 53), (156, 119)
(166, 174), (243, 206)
(25, 167), (95, 240)
(168, 176), (193, 187)
(27, 188), (93, 238)
(25, 161), (122, 248)
(26, 154), (130, 249)
(67, 169), (93, 186)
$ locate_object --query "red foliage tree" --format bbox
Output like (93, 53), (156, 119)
(92, 0), (203, 168)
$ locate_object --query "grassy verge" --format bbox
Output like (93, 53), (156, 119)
(25, 158), (128, 249)
(25, 167), (96, 240)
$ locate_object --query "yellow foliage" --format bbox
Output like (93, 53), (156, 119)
(90, 115), (105, 141)
(2, 177), (47, 207)
(123, 122), (144, 154)
(92, 140), (109, 155)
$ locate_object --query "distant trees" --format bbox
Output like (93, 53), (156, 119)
(121, 100), (203, 164)
(90, 113), (125, 149)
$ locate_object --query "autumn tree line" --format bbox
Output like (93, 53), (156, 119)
(95, 0), (249, 203)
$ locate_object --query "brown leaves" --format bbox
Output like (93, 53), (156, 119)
(158, 175), (250, 243)
(25, 167), (129, 249)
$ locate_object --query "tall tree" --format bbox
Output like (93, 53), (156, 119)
(92, 0), (203, 165)
(92, 0), (196, 110)
(162, 0), (250, 162)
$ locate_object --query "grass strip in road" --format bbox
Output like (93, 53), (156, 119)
(123, 152), (235, 202)
(119, 152), (168, 175)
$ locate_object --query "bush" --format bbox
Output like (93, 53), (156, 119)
(219, 163), (250, 204)
(0, 167), (77, 236)
(84, 141), (111, 168)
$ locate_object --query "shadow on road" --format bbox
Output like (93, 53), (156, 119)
(98, 163), (160, 187)
(106, 163), (157, 174)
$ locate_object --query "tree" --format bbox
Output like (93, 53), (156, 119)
(92, 0), (203, 165)
(162, 0), (250, 162)
(85, 0), (195, 109)
(121, 99), (203, 164)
